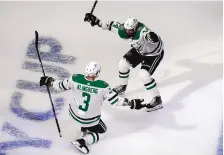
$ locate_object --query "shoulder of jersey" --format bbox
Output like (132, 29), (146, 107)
(132, 22), (148, 40)
(72, 73), (81, 78)
(72, 74), (109, 88)
(95, 80), (109, 88)
(71, 73), (84, 82)
(114, 22), (129, 39)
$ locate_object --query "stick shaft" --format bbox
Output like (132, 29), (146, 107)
(35, 31), (62, 137)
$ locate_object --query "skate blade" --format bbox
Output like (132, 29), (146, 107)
(71, 141), (88, 154)
(147, 104), (163, 112)
(117, 94), (125, 97)
(118, 91), (126, 96)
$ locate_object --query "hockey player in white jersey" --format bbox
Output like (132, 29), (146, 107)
(84, 13), (164, 112)
(39, 61), (147, 154)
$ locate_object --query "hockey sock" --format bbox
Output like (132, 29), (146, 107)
(144, 78), (160, 97)
(82, 132), (99, 145)
(119, 69), (130, 85)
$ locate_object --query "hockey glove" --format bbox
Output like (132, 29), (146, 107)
(84, 13), (100, 27)
(128, 99), (146, 110)
(40, 76), (54, 87)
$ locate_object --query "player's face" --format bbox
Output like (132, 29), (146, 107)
(125, 29), (135, 37)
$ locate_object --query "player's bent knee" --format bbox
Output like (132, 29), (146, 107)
(119, 58), (131, 72)
(98, 132), (107, 141)
(138, 69), (151, 83)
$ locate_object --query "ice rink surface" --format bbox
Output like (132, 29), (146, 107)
(0, 1), (222, 155)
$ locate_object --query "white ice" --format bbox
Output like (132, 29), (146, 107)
(0, 1), (222, 155)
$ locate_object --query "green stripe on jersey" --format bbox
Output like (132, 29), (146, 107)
(69, 108), (100, 124)
(72, 74), (109, 88)
(118, 28), (129, 39)
(111, 98), (119, 105)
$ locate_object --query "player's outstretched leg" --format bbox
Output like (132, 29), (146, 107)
(113, 48), (143, 95)
(140, 50), (164, 112)
(113, 58), (131, 95)
(71, 119), (107, 154)
(138, 69), (163, 112)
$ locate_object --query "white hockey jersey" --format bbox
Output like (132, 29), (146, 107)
(100, 20), (164, 56)
(52, 74), (120, 127)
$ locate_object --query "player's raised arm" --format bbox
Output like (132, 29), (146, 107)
(84, 13), (121, 34)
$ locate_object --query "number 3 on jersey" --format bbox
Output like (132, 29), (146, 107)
(79, 92), (90, 112)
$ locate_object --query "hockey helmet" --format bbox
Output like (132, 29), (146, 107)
(85, 61), (101, 77)
(123, 17), (139, 37)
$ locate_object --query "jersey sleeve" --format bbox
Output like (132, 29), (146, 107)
(52, 76), (73, 91)
(101, 81), (119, 105)
(100, 20), (122, 33)
(106, 87), (119, 105)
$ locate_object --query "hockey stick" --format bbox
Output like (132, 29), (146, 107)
(90, 0), (98, 14)
(35, 31), (62, 137)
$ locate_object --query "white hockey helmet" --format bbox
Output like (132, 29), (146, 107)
(123, 17), (139, 36)
(85, 61), (101, 77)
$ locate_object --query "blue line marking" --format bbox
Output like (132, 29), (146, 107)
(217, 122), (223, 155)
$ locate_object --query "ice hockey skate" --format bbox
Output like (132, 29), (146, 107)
(146, 96), (163, 112)
(71, 139), (89, 154)
(81, 127), (88, 136)
(113, 85), (127, 95)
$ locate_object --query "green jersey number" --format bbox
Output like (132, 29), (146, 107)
(79, 92), (91, 112)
